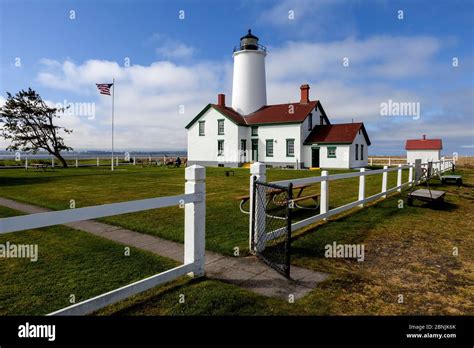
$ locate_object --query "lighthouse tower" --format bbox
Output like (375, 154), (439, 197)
(231, 30), (267, 115)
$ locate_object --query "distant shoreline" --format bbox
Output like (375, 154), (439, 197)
(0, 151), (187, 159)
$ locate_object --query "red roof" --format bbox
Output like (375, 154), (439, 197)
(211, 101), (319, 125)
(186, 100), (324, 129)
(405, 138), (442, 150)
(211, 104), (246, 125)
(304, 123), (371, 145)
(245, 101), (319, 125)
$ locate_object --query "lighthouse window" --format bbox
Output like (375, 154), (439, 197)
(218, 119), (225, 135)
(217, 140), (224, 156)
(361, 144), (364, 160)
(266, 139), (274, 157)
(355, 144), (359, 160)
(251, 126), (258, 136)
(286, 139), (295, 157)
(308, 113), (313, 131)
(198, 121), (205, 136)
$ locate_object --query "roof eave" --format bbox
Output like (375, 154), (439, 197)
(303, 141), (352, 145)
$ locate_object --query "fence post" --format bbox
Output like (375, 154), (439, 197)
(370, 157), (373, 166)
(75, 157), (78, 168)
(388, 157), (391, 166)
(249, 162), (266, 253)
(133, 156), (136, 165)
(414, 159), (422, 184)
(321, 170), (329, 219)
(51, 157), (55, 169)
(358, 168), (365, 207)
(408, 163), (413, 187)
(382, 165), (388, 198)
(25, 156), (28, 170)
(184, 165), (206, 277)
(97, 157), (100, 167)
(397, 164), (402, 192)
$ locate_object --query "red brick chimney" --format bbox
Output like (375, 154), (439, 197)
(217, 94), (225, 107)
(300, 84), (310, 104)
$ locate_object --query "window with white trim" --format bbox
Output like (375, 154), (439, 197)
(218, 140), (224, 156)
(218, 119), (224, 135)
(328, 146), (337, 158)
(266, 139), (274, 157)
(286, 139), (295, 157)
(198, 121), (205, 136)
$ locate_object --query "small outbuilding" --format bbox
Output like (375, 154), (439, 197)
(405, 135), (442, 164)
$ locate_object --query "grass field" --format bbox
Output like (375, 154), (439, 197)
(0, 165), (472, 315)
(0, 165), (407, 256)
(0, 205), (179, 315)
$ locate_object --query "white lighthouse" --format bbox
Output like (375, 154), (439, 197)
(231, 30), (267, 115)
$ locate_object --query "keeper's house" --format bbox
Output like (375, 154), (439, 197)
(405, 135), (443, 163)
(185, 30), (371, 169)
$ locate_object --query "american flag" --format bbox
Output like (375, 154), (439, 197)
(96, 83), (113, 96)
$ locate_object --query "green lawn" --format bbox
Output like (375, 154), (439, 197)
(0, 205), (306, 316)
(0, 205), (181, 315)
(0, 165), (408, 256)
(98, 167), (473, 316)
(0, 165), (472, 315)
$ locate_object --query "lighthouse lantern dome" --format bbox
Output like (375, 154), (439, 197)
(234, 29), (266, 52)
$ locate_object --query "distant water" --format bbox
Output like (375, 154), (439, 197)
(0, 150), (187, 159)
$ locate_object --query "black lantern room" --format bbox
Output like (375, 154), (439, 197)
(234, 29), (266, 52)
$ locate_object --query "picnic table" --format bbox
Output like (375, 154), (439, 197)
(235, 184), (320, 214)
(407, 189), (446, 206)
(440, 175), (463, 186)
(224, 170), (235, 177)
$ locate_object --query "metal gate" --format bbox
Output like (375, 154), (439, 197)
(251, 179), (292, 278)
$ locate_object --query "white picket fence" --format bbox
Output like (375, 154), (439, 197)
(249, 159), (454, 250)
(0, 154), (187, 169)
(0, 165), (206, 316)
(368, 156), (456, 167)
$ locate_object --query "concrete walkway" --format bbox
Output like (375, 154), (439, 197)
(0, 197), (327, 300)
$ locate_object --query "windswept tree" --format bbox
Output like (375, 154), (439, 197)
(0, 88), (73, 167)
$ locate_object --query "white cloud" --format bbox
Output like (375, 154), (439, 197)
(146, 32), (195, 60)
(156, 43), (195, 60)
(266, 36), (441, 81)
(15, 58), (229, 150)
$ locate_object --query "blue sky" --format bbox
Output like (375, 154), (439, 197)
(0, 0), (473, 155)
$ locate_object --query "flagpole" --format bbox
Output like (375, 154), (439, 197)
(111, 78), (115, 171)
